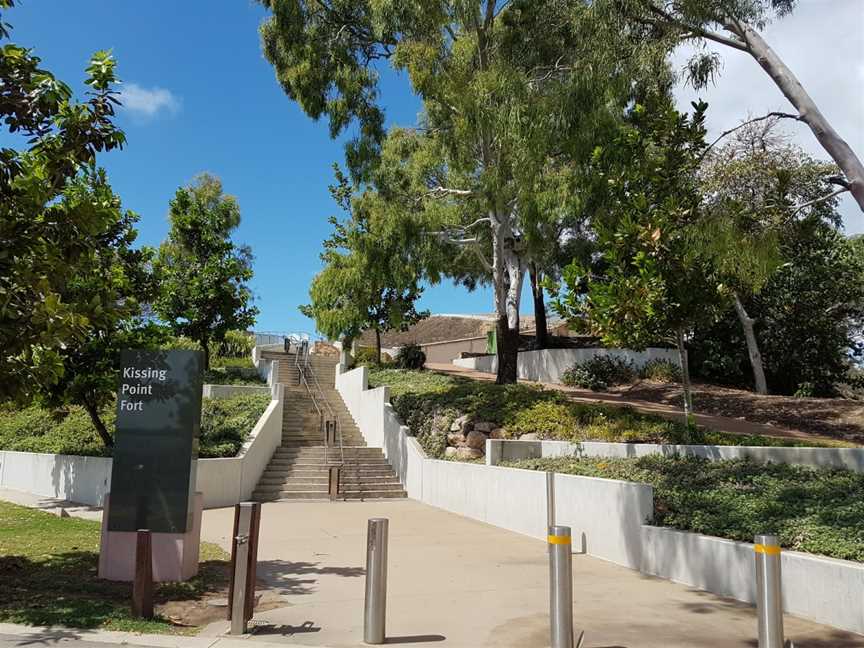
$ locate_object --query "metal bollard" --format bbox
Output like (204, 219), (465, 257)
(754, 534), (786, 648)
(549, 525), (574, 648)
(364, 518), (389, 644)
(329, 465), (341, 499)
(546, 472), (556, 528)
(230, 503), (255, 635)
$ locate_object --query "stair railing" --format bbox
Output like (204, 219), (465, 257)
(303, 358), (345, 473)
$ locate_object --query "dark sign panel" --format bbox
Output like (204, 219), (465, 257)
(107, 350), (204, 533)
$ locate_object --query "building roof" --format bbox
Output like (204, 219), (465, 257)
(357, 314), (566, 348)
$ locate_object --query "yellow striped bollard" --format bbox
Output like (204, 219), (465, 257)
(754, 534), (788, 648)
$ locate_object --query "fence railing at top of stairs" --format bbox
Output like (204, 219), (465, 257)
(289, 339), (347, 487)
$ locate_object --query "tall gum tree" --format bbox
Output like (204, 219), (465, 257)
(257, 0), (659, 382)
(606, 0), (864, 212)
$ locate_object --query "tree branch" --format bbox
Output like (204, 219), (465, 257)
(702, 111), (803, 159)
(791, 187), (849, 216)
(645, 2), (749, 52)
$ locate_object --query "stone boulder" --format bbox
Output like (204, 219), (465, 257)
(490, 428), (506, 439)
(473, 421), (495, 433)
(447, 432), (467, 447)
(449, 414), (472, 433)
(456, 447), (483, 460)
(519, 432), (539, 441)
(444, 447), (459, 458)
(466, 430), (487, 450)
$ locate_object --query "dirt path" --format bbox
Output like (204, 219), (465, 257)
(425, 363), (861, 446)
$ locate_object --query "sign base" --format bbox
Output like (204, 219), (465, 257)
(98, 492), (203, 582)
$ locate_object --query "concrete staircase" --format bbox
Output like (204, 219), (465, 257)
(253, 351), (406, 501)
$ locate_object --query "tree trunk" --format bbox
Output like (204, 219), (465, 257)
(675, 326), (693, 425)
(529, 263), (548, 350)
(727, 20), (864, 211)
(732, 292), (768, 395)
(201, 336), (210, 370)
(374, 328), (382, 365)
(491, 213), (525, 385)
(83, 396), (113, 448)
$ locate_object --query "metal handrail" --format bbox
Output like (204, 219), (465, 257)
(305, 357), (345, 471)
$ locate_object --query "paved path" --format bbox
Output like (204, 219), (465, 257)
(199, 500), (863, 648)
(425, 363), (846, 445)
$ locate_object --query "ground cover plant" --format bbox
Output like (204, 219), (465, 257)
(561, 356), (637, 390)
(0, 393), (269, 458)
(503, 455), (864, 562)
(0, 501), (229, 632)
(367, 368), (839, 458)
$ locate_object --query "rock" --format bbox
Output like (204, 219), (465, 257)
(490, 428), (506, 439)
(466, 430), (488, 450)
(447, 432), (467, 447)
(449, 414), (472, 433)
(473, 421), (494, 433)
(444, 446), (459, 458)
(519, 433), (539, 441)
(456, 447), (484, 460)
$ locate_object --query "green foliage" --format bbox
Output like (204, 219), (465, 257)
(353, 347), (392, 366)
(202, 366), (265, 385)
(0, 16), (127, 400)
(154, 174), (258, 369)
(0, 394), (269, 458)
(692, 220), (864, 395)
(394, 344), (425, 370)
(366, 367), (832, 453)
(505, 455), (864, 562)
(199, 394), (270, 458)
(216, 329), (254, 358)
(640, 359), (682, 383)
(561, 356), (636, 391)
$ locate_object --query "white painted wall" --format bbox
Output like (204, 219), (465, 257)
(641, 526), (864, 635)
(453, 347), (678, 384)
(202, 384), (270, 399)
(0, 383), (285, 510)
(486, 439), (864, 473)
(335, 365), (864, 635)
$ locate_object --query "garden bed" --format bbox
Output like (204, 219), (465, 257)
(0, 393), (270, 458)
(503, 455), (864, 562)
(367, 368), (841, 458)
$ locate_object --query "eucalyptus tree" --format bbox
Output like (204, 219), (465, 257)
(0, 0), (126, 400)
(604, 0), (864, 212)
(257, 0), (655, 382)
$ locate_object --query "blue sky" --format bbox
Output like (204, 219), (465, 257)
(1, 1), (512, 335)
(4, 2), (862, 335)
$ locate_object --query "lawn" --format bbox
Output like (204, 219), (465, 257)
(0, 393), (270, 458)
(503, 455), (864, 562)
(367, 368), (841, 458)
(0, 501), (229, 633)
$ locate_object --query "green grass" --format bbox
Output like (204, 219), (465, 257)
(0, 501), (229, 633)
(0, 393), (270, 458)
(503, 455), (864, 562)
(367, 368), (839, 457)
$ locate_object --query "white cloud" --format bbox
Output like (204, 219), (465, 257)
(119, 83), (180, 119)
(671, 0), (864, 233)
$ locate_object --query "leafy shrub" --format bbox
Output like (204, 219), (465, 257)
(161, 336), (201, 351)
(199, 393), (270, 457)
(353, 347), (392, 365)
(216, 329), (254, 358)
(504, 455), (864, 562)
(561, 356), (636, 390)
(0, 393), (269, 458)
(394, 344), (426, 369)
(203, 365), (265, 385)
(639, 359), (681, 383)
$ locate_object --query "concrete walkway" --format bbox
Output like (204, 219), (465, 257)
(199, 500), (863, 648)
(425, 363), (846, 445)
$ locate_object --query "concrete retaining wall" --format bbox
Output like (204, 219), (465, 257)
(486, 438), (864, 473)
(453, 347), (678, 384)
(203, 384), (270, 399)
(0, 383), (285, 510)
(335, 365), (864, 634)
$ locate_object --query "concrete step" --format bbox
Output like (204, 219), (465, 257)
(253, 490), (407, 501)
(261, 468), (397, 478)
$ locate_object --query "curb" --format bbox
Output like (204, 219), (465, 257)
(0, 623), (331, 648)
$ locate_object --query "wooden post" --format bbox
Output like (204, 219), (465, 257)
(244, 502), (262, 621)
(132, 529), (153, 619)
(227, 504), (240, 621)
